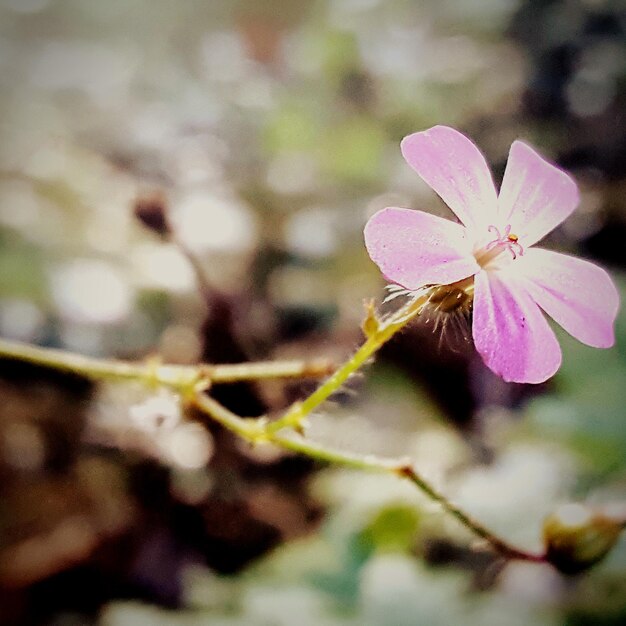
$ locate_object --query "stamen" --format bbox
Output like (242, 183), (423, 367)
(483, 224), (524, 261)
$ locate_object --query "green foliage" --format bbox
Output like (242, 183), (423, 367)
(319, 115), (387, 184)
(0, 231), (46, 302)
(359, 504), (421, 553)
(264, 104), (320, 153)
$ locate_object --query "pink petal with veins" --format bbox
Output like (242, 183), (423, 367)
(516, 248), (619, 348)
(364, 207), (479, 291)
(401, 126), (498, 233)
(473, 270), (561, 383)
(498, 141), (579, 247)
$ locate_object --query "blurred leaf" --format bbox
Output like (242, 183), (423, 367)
(0, 231), (46, 302)
(136, 289), (172, 331)
(264, 104), (320, 153)
(320, 30), (360, 82)
(319, 115), (386, 184)
(359, 504), (421, 553)
(311, 531), (371, 607)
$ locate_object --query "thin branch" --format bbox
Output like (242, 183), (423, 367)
(0, 338), (334, 389)
(0, 289), (547, 564)
(192, 392), (268, 441)
(191, 389), (545, 563)
(394, 464), (544, 561)
(209, 358), (335, 383)
(0, 338), (163, 383)
(266, 291), (430, 434)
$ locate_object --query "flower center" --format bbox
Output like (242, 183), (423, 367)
(474, 224), (524, 269)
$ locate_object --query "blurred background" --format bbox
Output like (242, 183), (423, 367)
(0, 0), (625, 624)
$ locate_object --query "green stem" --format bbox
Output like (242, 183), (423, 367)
(190, 289), (543, 562)
(0, 338), (333, 389)
(210, 358), (335, 383)
(394, 464), (544, 561)
(0, 338), (164, 383)
(191, 390), (544, 563)
(266, 292), (430, 434)
(0, 294), (547, 563)
(192, 392), (268, 441)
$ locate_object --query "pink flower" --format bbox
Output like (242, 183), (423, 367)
(364, 126), (619, 383)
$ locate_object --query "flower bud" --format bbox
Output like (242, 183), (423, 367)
(542, 503), (623, 574)
(361, 299), (380, 338)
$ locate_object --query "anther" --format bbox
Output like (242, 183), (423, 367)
(484, 224), (524, 260)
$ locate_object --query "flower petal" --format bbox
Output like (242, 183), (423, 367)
(400, 126), (498, 233)
(514, 248), (619, 348)
(473, 270), (561, 383)
(364, 207), (479, 290)
(499, 141), (579, 247)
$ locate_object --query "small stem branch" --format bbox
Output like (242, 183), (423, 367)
(0, 338), (333, 390)
(0, 338), (163, 383)
(209, 359), (335, 383)
(0, 291), (547, 564)
(394, 464), (544, 561)
(189, 285), (544, 563)
(191, 390), (544, 563)
(192, 392), (268, 441)
(267, 292), (430, 434)
(271, 433), (400, 472)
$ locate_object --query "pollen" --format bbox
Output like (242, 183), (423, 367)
(507, 233), (519, 243)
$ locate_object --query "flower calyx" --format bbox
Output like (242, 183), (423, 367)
(542, 503), (623, 575)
